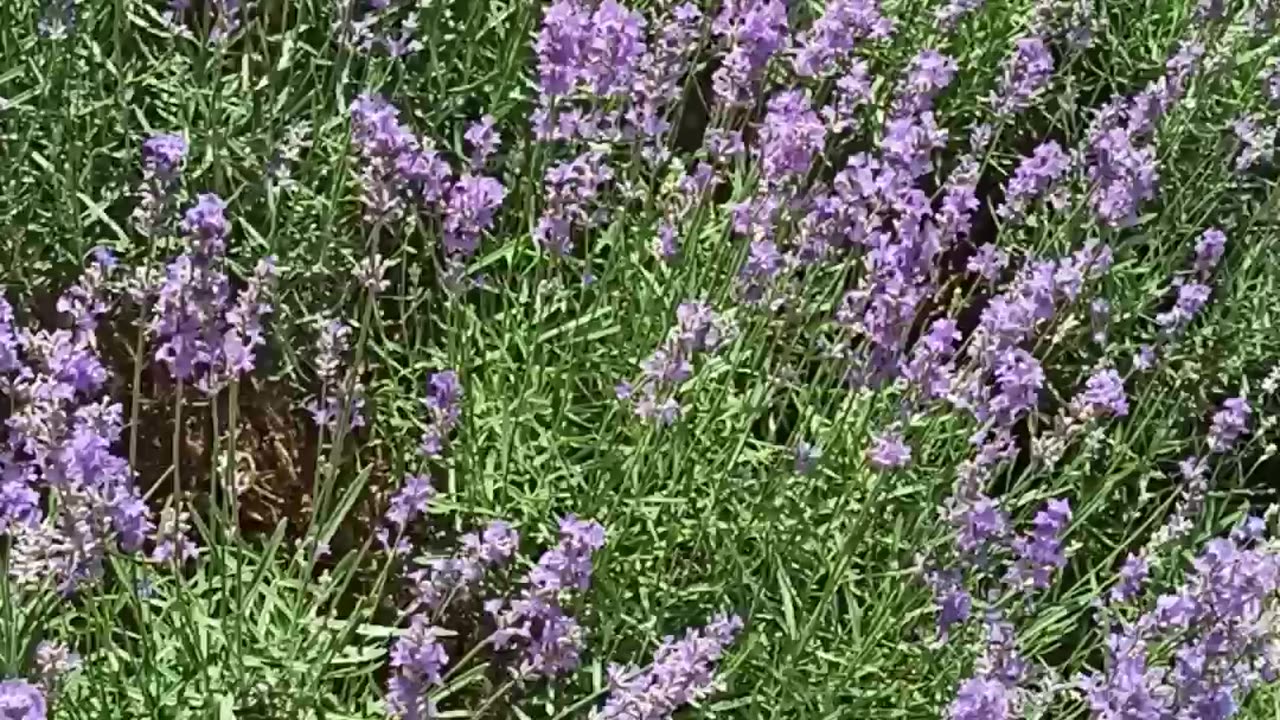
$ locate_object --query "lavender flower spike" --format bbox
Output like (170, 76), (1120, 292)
(597, 614), (744, 719)
(0, 680), (46, 720)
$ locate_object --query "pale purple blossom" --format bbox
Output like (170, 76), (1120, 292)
(868, 429), (912, 470)
(1207, 396), (1251, 454)
(1194, 228), (1227, 276)
(994, 37), (1054, 115)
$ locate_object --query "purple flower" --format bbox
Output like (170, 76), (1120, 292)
(1207, 396), (1251, 454)
(1005, 498), (1071, 591)
(905, 318), (960, 401)
(704, 128), (745, 162)
(881, 111), (948, 179)
(990, 348), (1044, 426)
(1072, 368), (1129, 419)
(420, 370), (462, 457)
(1263, 58), (1280, 105)
(408, 519), (519, 612)
(0, 680), (45, 720)
(998, 141), (1070, 221)
(1087, 127), (1158, 228)
(463, 115), (500, 166)
(150, 506), (198, 565)
(893, 49), (958, 116)
(967, 244), (1008, 282)
(1232, 114), (1276, 172)
(994, 36), (1054, 115)
(599, 614), (744, 719)
(758, 91), (827, 188)
(385, 474), (435, 534)
(1156, 282), (1211, 335)
(935, 0), (985, 30)
(386, 617), (448, 720)
(141, 133), (187, 175)
(442, 175), (506, 258)
(821, 62), (873, 133)
(490, 516), (606, 679)
(792, 0), (892, 77)
(1110, 553), (1151, 603)
(535, 151), (613, 256)
(1194, 228), (1227, 275)
(711, 0), (789, 106)
(626, 3), (702, 144)
(948, 677), (1010, 720)
(349, 94), (450, 223)
(924, 567), (972, 640)
(868, 429), (912, 470)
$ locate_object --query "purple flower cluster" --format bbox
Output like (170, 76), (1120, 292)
(1263, 59), (1280, 105)
(821, 62), (873, 133)
(935, 0), (985, 30)
(1231, 114), (1276, 172)
(407, 519), (519, 613)
(349, 95), (506, 260)
(420, 370), (462, 458)
(1194, 228), (1227, 276)
(997, 140), (1071, 221)
(626, 3), (703, 152)
(993, 37), (1054, 116)
(948, 614), (1028, 720)
(536, 0), (647, 103)
(307, 318), (365, 432)
(1080, 528), (1280, 720)
(333, 0), (422, 57)
(892, 49), (958, 117)
(597, 614), (744, 719)
(792, 0), (892, 78)
(1004, 498), (1071, 592)
(0, 680), (45, 720)
(757, 91), (827, 189)
(1207, 396), (1251, 454)
(149, 194), (277, 390)
(867, 428), (912, 471)
(620, 301), (734, 425)
(380, 474), (436, 554)
(1070, 368), (1129, 419)
(2, 254), (154, 593)
(535, 151), (615, 256)
(386, 616), (448, 720)
(131, 133), (187, 239)
(1156, 282), (1211, 336)
(1086, 126), (1158, 228)
(710, 0), (789, 106)
(489, 515), (606, 679)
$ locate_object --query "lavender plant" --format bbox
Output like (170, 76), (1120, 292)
(2, 0), (1280, 718)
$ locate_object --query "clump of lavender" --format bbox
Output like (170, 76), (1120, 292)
(821, 61), (873, 133)
(948, 614), (1029, 719)
(489, 516), (607, 679)
(379, 474), (436, 554)
(619, 301), (735, 425)
(333, 0), (422, 57)
(868, 428), (912, 470)
(535, 150), (614, 256)
(993, 37), (1054, 116)
(758, 90), (827, 190)
(349, 94), (451, 225)
(3, 252), (154, 593)
(1070, 368), (1129, 420)
(420, 370), (463, 458)
(710, 0), (789, 106)
(33, 641), (80, 695)
(935, 0), (985, 30)
(131, 133), (187, 239)
(385, 616), (449, 720)
(406, 519), (519, 613)
(307, 318), (365, 432)
(1004, 499), (1071, 592)
(1086, 125), (1158, 227)
(1232, 114), (1276, 172)
(595, 614), (744, 719)
(997, 141), (1070, 221)
(791, 0), (893, 78)
(892, 49), (958, 117)
(1080, 525), (1280, 720)
(149, 194), (277, 391)
(1155, 282), (1211, 336)
(0, 680), (45, 720)
(1207, 396), (1251, 454)
(443, 175), (507, 259)
(1263, 58), (1280, 105)
(1194, 228), (1227, 276)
